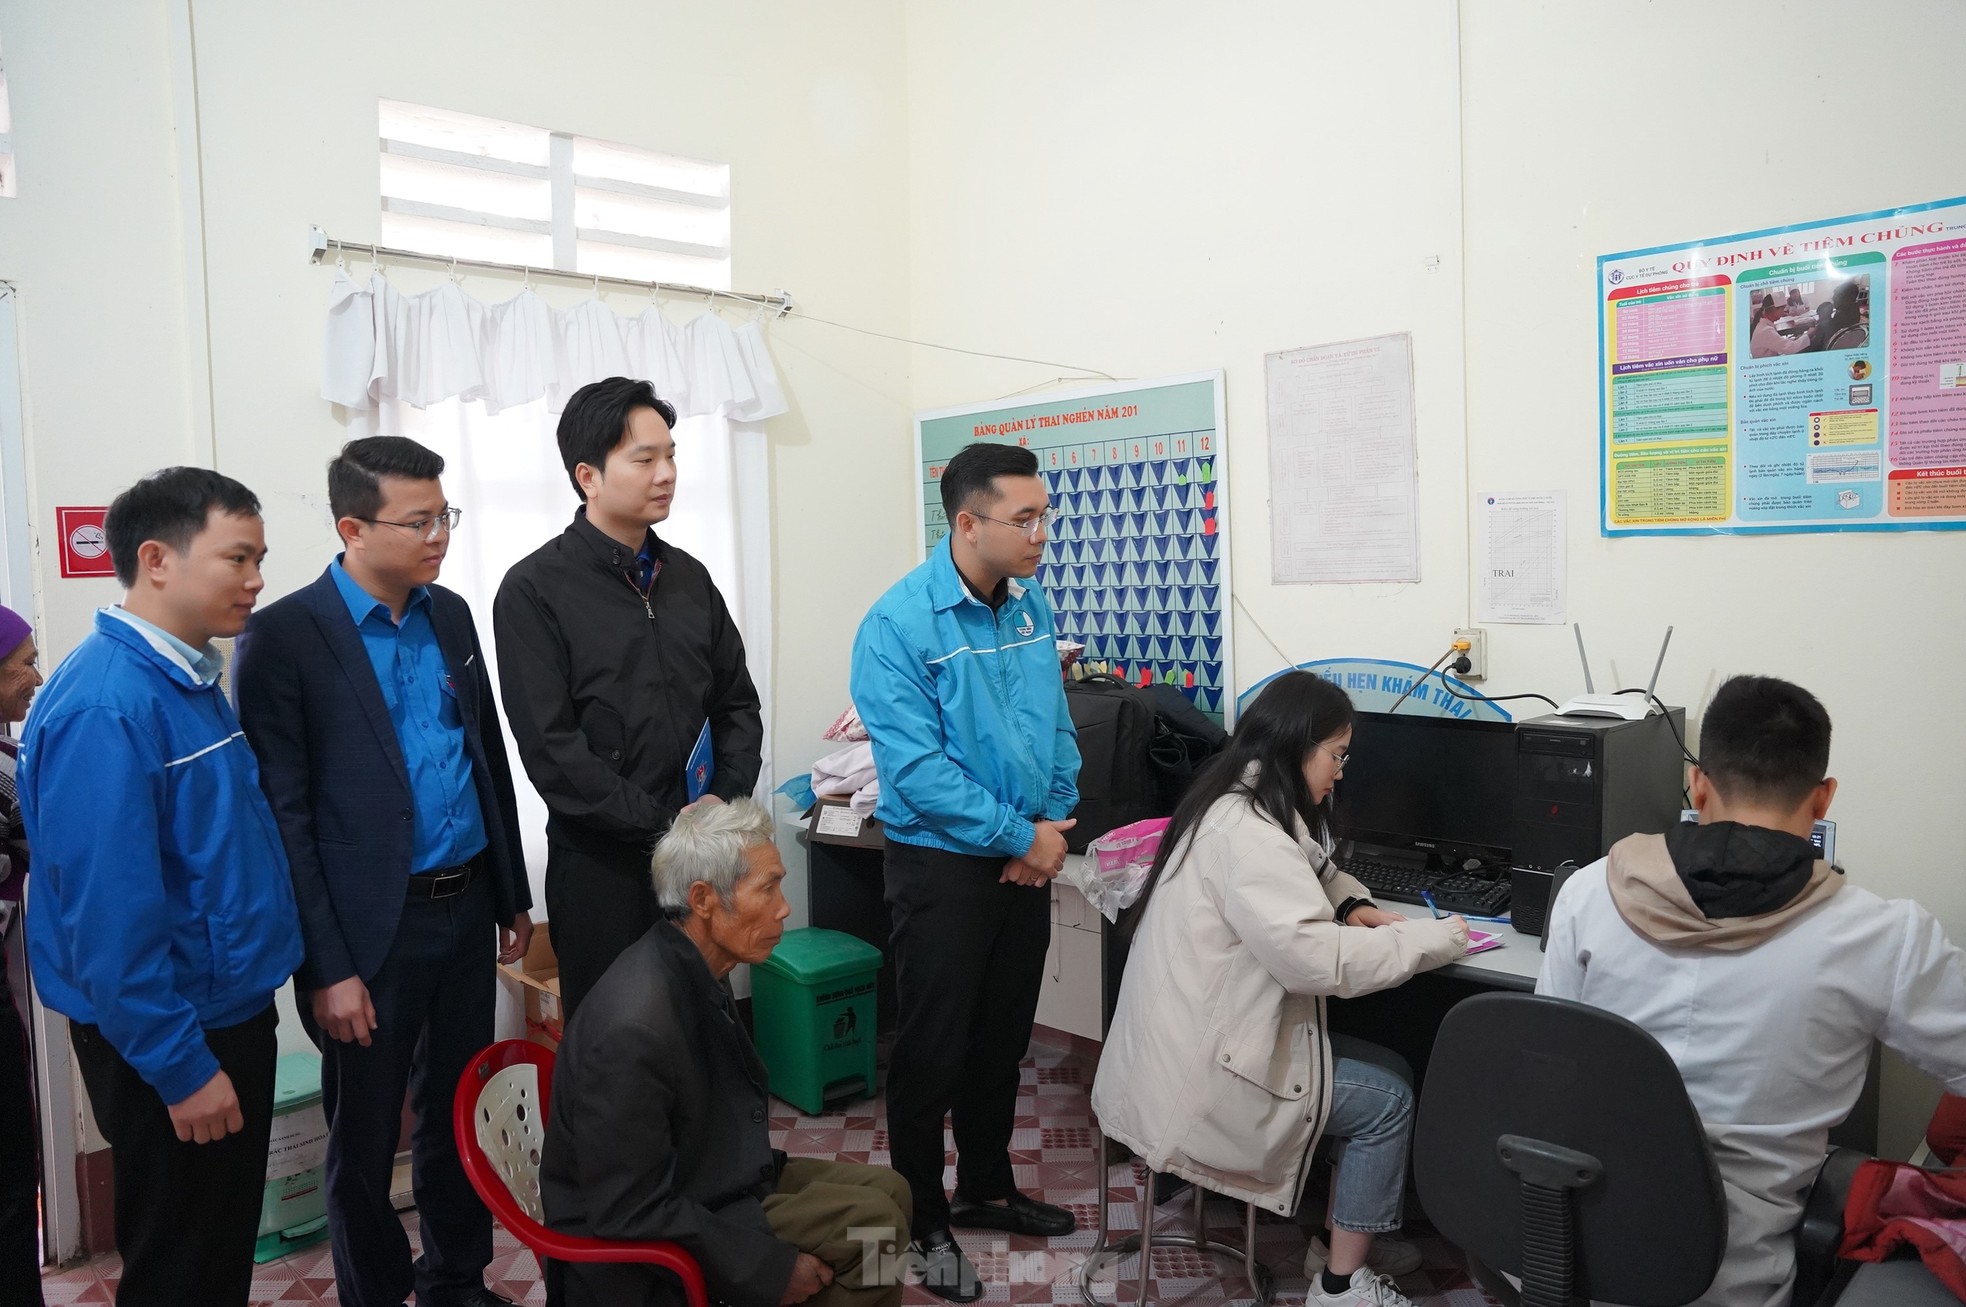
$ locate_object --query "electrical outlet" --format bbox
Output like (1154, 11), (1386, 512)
(1453, 627), (1487, 681)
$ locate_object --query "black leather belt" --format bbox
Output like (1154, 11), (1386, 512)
(408, 857), (480, 900)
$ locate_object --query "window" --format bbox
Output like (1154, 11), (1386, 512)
(1, 36), (15, 197)
(378, 99), (730, 288)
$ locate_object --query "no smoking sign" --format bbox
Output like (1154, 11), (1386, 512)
(57, 506), (114, 579)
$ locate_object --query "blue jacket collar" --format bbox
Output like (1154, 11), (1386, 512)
(96, 607), (224, 689)
(929, 536), (1027, 614)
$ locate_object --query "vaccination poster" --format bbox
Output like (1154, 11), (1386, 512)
(1598, 195), (1966, 536)
(915, 373), (1234, 721)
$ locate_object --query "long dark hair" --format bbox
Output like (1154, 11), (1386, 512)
(1116, 671), (1356, 942)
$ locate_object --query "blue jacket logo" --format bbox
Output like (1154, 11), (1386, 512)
(1016, 614), (1035, 637)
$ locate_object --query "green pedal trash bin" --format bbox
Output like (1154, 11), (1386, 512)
(256, 1050), (331, 1262)
(751, 928), (882, 1115)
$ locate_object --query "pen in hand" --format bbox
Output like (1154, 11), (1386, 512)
(1420, 890), (1443, 920)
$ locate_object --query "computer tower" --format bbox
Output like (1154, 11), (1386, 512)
(1510, 710), (1687, 932)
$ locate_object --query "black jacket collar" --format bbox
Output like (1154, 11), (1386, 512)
(566, 508), (666, 572)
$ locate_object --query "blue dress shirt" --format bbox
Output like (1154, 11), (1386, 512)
(330, 559), (486, 873)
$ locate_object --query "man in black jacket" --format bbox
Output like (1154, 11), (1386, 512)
(494, 377), (762, 1020)
(542, 800), (909, 1307)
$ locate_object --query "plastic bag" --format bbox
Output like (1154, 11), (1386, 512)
(1067, 817), (1171, 922)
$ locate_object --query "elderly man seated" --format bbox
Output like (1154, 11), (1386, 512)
(542, 799), (911, 1307)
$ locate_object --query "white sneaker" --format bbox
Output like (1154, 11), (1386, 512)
(1304, 1233), (1423, 1278)
(1311, 1266), (1419, 1307)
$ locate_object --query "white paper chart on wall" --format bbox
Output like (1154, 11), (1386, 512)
(915, 373), (1234, 721)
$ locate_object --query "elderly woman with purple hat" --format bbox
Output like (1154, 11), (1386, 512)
(0, 601), (44, 1305)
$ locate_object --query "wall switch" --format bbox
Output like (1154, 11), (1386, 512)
(1453, 627), (1487, 681)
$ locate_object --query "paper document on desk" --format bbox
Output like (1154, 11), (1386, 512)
(1463, 928), (1504, 957)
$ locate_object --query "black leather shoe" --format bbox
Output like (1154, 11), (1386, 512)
(455, 1291), (517, 1307)
(949, 1189), (1077, 1237)
(912, 1227), (985, 1303)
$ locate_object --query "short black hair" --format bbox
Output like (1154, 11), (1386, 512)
(556, 377), (678, 499)
(328, 437), (446, 523)
(1698, 674), (1832, 807)
(940, 442), (1040, 520)
(104, 467), (262, 588)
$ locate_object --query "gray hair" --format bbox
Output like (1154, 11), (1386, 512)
(651, 798), (777, 911)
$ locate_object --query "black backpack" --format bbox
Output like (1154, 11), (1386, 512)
(1143, 682), (1228, 811)
(1062, 674), (1161, 852)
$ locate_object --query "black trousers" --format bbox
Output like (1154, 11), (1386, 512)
(70, 1004), (278, 1307)
(0, 961), (44, 1306)
(545, 836), (660, 1025)
(883, 841), (1051, 1233)
(300, 872), (497, 1307)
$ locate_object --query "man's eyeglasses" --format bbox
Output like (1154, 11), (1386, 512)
(362, 507), (463, 543)
(970, 507), (1059, 542)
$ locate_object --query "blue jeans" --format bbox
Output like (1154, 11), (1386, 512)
(1320, 1034), (1416, 1235)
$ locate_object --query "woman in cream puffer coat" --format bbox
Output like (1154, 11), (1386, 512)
(1090, 673), (1466, 1306)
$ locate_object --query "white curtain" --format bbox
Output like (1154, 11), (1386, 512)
(322, 274), (784, 908)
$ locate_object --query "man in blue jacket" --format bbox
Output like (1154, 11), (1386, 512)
(22, 467), (303, 1307)
(849, 442), (1080, 1302)
(235, 437), (532, 1307)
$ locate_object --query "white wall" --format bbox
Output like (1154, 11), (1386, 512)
(1459, 0), (1966, 1157)
(0, 0), (200, 655)
(2, 0), (1960, 1183)
(902, 0), (1965, 1155)
(904, 0), (1472, 682)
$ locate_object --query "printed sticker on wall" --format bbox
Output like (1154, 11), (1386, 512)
(56, 506), (114, 578)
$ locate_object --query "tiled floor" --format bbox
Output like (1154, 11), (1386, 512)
(41, 1034), (1499, 1305)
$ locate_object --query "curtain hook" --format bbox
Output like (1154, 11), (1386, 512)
(521, 265), (533, 291)
(447, 254), (459, 282)
(593, 272), (602, 297)
(333, 238), (346, 272)
(649, 279), (660, 305)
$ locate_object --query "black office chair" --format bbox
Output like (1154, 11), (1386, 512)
(1412, 992), (1727, 1307)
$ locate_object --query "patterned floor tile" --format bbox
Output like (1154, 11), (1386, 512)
(41, 1034), (1496, 1307)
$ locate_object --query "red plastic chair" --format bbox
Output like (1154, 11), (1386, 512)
(453, 1038), (709, 1307)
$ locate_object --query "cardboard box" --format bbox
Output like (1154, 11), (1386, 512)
(805, 794), (885, 851)
(499, 921), (563, 1049)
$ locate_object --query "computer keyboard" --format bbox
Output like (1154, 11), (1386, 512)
(1339, 856), (1512, 918)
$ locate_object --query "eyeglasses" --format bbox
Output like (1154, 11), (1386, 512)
(971, 507), (1059, 542)
(1314, 741), (1351, 770)
(361, 507), (463, 543)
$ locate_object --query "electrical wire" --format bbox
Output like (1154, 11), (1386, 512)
(1386, 647), (1458, 713)
(782, 308), (1119, 380)
(1611, 688), (1699, 767)
(1438, 679), (1562, 713)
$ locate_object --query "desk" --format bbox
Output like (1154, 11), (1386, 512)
(1438, 922), (1544, 992)
(1334, 918), (1880, 1156)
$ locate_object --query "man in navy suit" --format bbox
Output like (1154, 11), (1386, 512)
(235, 437), (533, 1307)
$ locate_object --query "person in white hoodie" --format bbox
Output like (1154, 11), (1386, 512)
(1539, 674), (1966, 1307)
(1090, 673), (1468, 1307)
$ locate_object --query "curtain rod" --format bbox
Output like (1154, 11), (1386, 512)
(306, 225), (794, 315)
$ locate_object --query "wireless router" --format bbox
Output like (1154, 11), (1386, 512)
(1556, 624), (1671, 721)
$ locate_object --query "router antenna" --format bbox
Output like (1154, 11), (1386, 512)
(1644, 626), (1674, 702)
(1573, 623), (1596, 695)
